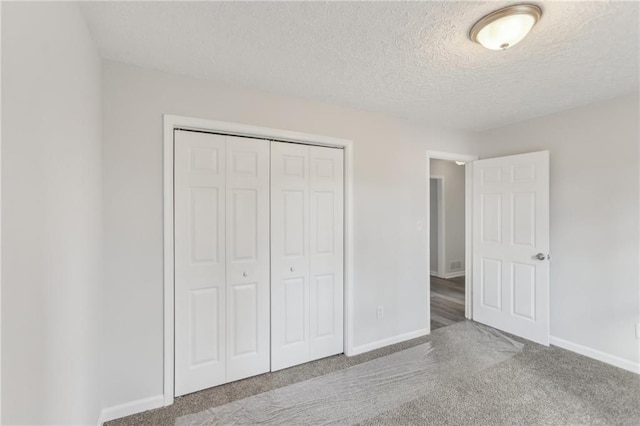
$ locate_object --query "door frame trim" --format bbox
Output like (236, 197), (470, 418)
(426, 151), (478, 324)
(163, 114), (354, 406)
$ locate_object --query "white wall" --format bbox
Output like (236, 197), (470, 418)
(101, 60), (475, 408)
(478, 94), (640, 367)
(430, 159), (466, 277)
(429, 179), (439, 273)
(1, 2), (102, 424)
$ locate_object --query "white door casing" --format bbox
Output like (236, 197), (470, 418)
(472, 151), (550, 345)
(225, 136), (270, 382)
(271, 142), (344, 371)
(174, 130), (227, 396)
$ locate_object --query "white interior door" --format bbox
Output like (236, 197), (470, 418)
(472, 151), (550, 345)
(271, 142), (310, 371)
(175, 130), (226, 396)
(271, 142), (344, 371)
(309, 146), (344, 361)
(225, 136), (270, 382)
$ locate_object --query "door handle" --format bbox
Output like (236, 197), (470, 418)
(243, 272), (248, 277)
(535, 253), (550, 261)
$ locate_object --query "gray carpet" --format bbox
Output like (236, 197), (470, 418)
(361, 341), (640, 425)
(107, 321), (640, 425)
(176, 322), (523, 425)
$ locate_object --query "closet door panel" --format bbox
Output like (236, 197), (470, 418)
(271, 142), (310, 371)
(309, 146), (344, 360)
(174, 130), (226, 397)
(226, 136), (270, 382)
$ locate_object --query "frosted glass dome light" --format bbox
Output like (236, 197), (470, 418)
(470, 5), (542, 51)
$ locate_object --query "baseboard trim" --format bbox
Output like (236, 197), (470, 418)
(443, 271), (465, 279)
(549, 336), (639, 375)
(98, 394), (164, 425)
(348, 328), (430, 356)
(430, 270), (438, 276)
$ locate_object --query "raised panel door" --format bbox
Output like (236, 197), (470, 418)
(472, 151), (550, 345)
(270, 142), (310, 371)
(309, 146), (344, 360)
(225, 136), (270, 382)
(174, 130), (226, 396)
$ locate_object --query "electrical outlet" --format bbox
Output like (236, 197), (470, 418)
(377, 305), (384, 319)
(636, 323), (640, 340)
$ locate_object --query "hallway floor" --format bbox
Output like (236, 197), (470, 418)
(430, 275), (465, 330)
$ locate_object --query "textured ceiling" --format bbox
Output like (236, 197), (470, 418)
(80, 1), (639, 131)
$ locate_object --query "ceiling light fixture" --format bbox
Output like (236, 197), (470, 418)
(455, 161), (466, 166)
(470, 4), (542, 51)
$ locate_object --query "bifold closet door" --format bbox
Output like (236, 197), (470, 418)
(174, 131), (270, 397)
(309, 146), (344, 361)
(271, 141), (344, 371)
(225, 136), (270, 382)
(175, 131), (227, 396)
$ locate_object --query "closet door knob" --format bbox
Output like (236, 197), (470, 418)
(243, 272), (248, 277)
(290, 267), (295, 272)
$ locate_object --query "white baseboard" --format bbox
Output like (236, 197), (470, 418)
(549, 336), (639, 375)
(98, 394), (165, 425)
(443, 271), (465, 279)
(348, 328), (430, 356)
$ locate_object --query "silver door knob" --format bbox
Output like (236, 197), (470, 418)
(243, 272), (248, 277)
(535, 253), (550, 261)
(290, 267), (295, 272)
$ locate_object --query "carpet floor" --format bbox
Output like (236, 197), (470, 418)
(176, 322), (522, 425)
(107, 321), (640, 426)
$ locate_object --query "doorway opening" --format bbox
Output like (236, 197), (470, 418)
(426, 151), (477, 332)
(426, 150), (550, 344)
(429, 159), (465, 330)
